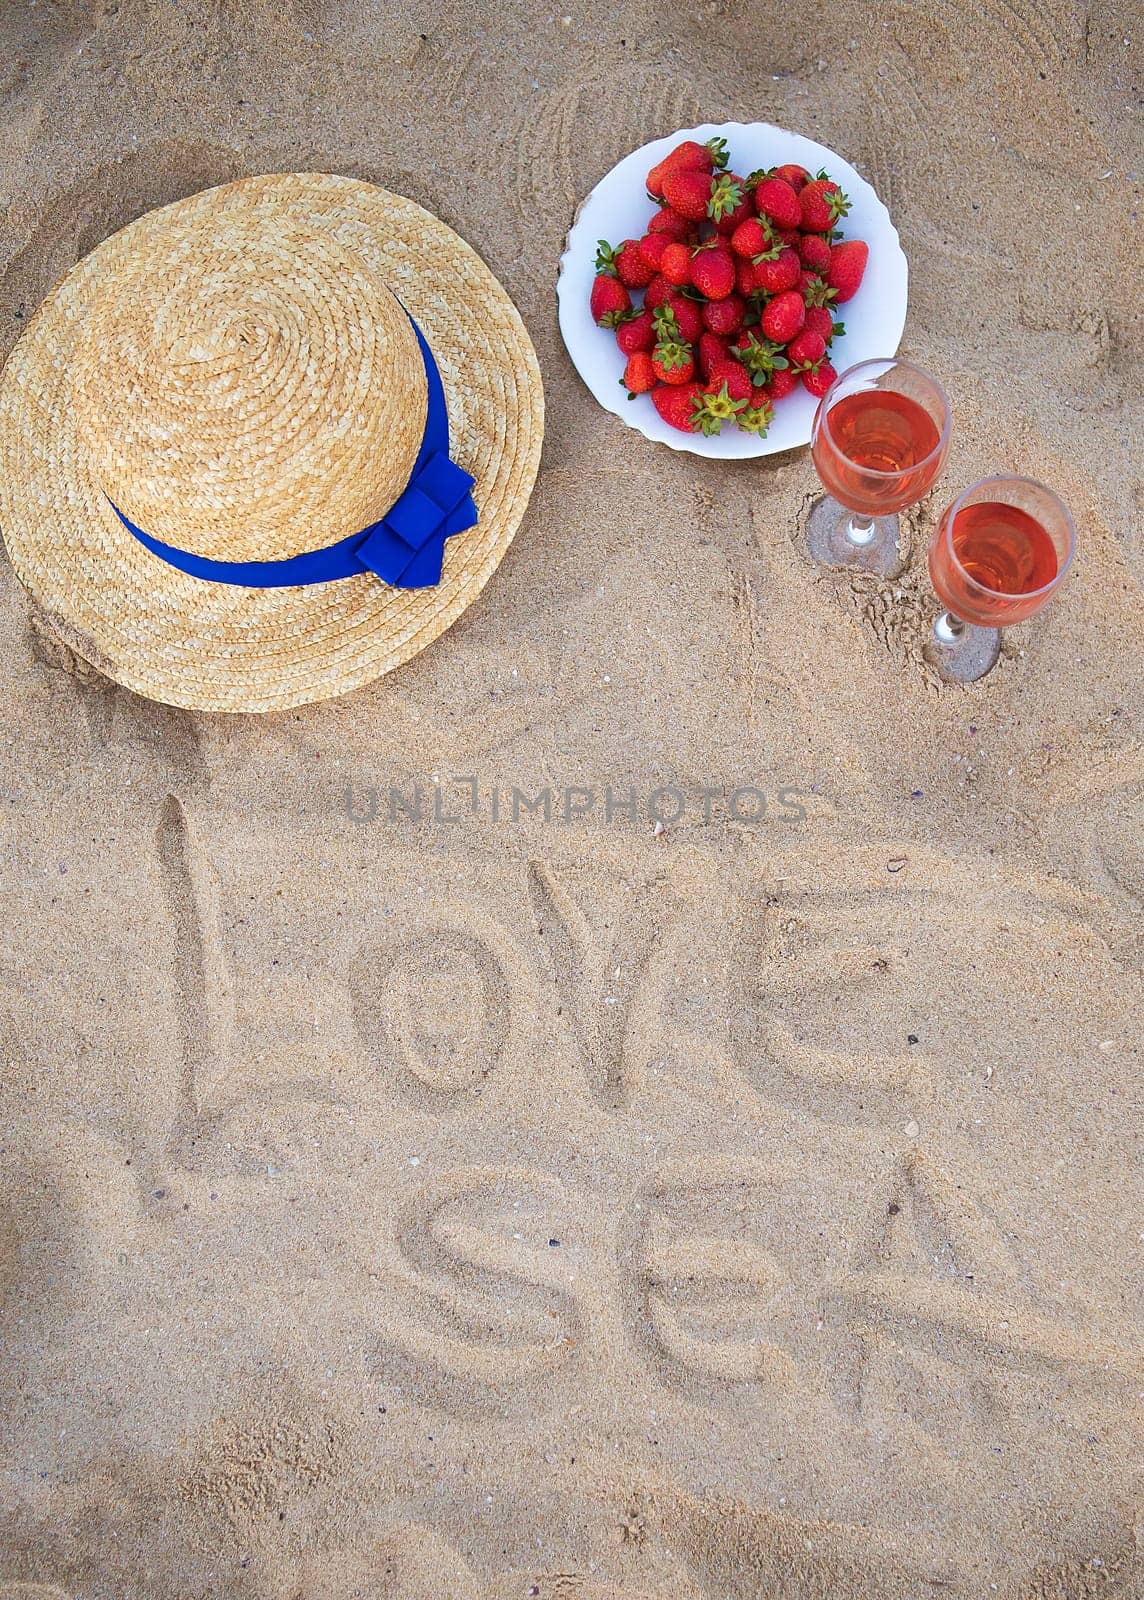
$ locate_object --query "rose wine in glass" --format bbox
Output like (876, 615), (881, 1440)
(926, 476), (1076, 682)
(807, 358), (951, 577)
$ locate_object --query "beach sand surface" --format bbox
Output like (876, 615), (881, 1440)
(0, 1), (1142, 1595)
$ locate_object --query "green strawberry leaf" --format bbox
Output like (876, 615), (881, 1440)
(651, 306), (681, 343)
(707, 174), (744, 221)
(737, 402), (774, 436)
(655, 339), (691, 373)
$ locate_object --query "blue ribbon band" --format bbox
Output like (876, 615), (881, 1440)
(108, 315), (477, 591)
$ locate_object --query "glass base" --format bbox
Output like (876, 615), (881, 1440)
(924, 613), (1001, 684)
(805, 496), (904, 578)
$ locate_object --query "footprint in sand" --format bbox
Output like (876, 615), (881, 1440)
(364, 1166), (584, 1412)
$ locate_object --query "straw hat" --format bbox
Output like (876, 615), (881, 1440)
(0, 172), (544, 712)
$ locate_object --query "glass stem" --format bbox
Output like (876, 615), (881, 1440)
(845, 512), (876, 547)
(934, 610), (965, 644)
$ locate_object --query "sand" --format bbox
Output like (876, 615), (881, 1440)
(1, 1), (1142, 1596)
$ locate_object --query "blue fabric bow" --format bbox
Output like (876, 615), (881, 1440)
(107, 315), (477, 590)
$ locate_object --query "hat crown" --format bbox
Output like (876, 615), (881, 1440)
(76, 213), (427, 562)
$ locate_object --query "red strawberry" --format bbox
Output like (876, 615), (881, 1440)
(652, 379), (704, 432)
(729, 216), (774, 259)
(660, 240), (694, 287)
(644, 274), (672, 311)
(705, 358), (752, 403)
(713, 174), (754, 235)
(618, 241), (655, 287)
(663, 293), (704, 344)
(616, 240), (655, 288)
(590, 272), (632, 327)
(735, 257), (757, 298)
(662, 169), (721, 222)
(753, 246), (800, 294)
(646, 207), (693, 242)
(760, 289), (805, 343)
(646, 136), (728, 198)
(621, 350), (656, 397)
(754, 176), (802, 230)
(803, 305), (836, 346)
(797, 233), (832, 273)
(616, 308), (656, 355)
(786, 327), (827, 370)
(661, 170), (748, 228)
(596, 237), (655, 290)
(777, 226), (801, 247)
(763, 366), (799, 401)
(827, 239), (869, 303)
(799, 176), (851, 232)
(802, 359), (837, 398)
(701, 293), (745, 336)
(652, 336), (695, 385)
(689, 240), (736, 300)
(773, 162), (810, 192)
(697, 331), (731, 379)
(637, 232), (671, 272)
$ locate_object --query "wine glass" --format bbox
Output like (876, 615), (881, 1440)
(807, 358), (951, 577)
(925, 476), (1076, 683)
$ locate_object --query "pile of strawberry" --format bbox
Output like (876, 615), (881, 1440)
(589, 137), (868, 437)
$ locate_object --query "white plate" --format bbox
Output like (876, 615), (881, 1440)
(557, 121), (908, 458)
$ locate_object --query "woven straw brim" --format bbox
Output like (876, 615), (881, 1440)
(0, 173), (544, 712)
